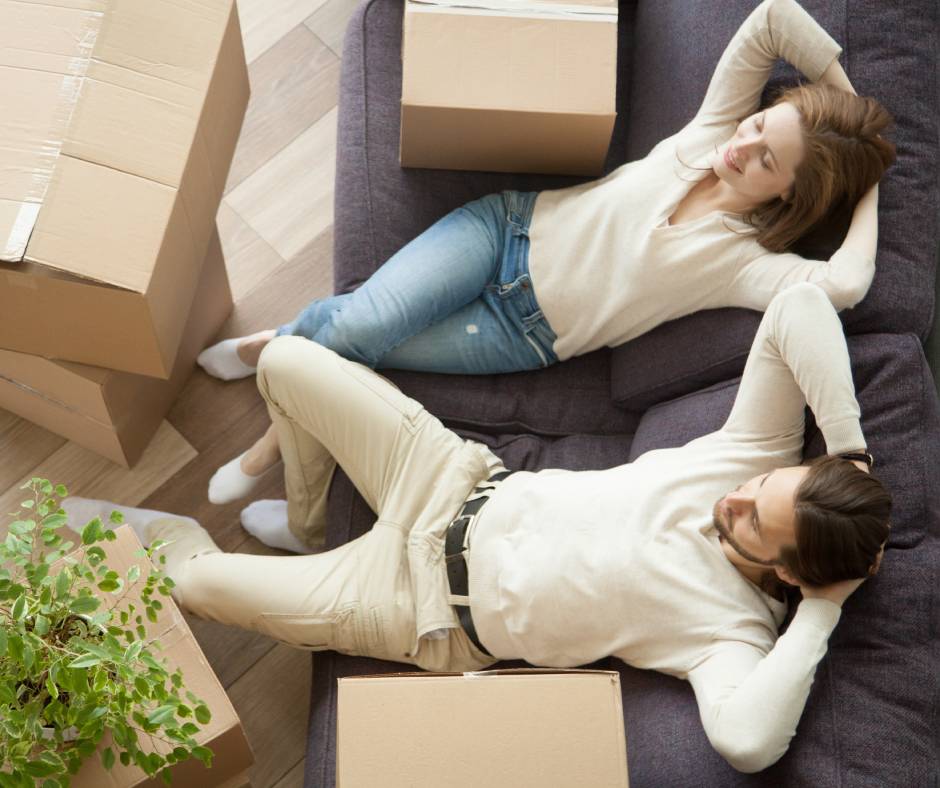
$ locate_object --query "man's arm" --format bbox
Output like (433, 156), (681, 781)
(685, 599), (841, 773)
(721, 282), (866, 456)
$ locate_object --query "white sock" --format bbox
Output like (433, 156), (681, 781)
(196, 337), (257, 381)
(240, 499), (313, 554)
(60, 497), (198, 547)
(208, 451), (274, 505)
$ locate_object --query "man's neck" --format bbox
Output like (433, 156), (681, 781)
(721, 541), (783, 598)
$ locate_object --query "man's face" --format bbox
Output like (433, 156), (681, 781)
(712, 466), (809, 568)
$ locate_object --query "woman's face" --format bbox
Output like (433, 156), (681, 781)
(711, 101), (805, 206)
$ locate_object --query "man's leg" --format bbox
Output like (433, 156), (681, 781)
(253, 334), (480, 550)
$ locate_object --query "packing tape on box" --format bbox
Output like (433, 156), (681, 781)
(408, 0), (617, 21)
(0, 4), (104, 262)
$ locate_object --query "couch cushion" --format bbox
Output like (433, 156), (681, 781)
(384, 349), (638, 439)
(611, 0), (939, 410)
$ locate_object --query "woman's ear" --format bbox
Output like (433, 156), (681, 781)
(774, 564), (801, 587)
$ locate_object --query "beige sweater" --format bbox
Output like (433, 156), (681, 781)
(468, 283), (864, 772)
(527, 0), (869, 361)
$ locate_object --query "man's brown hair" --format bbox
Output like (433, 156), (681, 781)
(776, 455), (892, 588)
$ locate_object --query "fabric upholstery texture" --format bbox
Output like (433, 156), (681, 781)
(305, 0), (940, 785)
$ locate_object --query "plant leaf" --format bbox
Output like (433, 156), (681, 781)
(55, 569), (71, 598)
(194, 704), (211, 725)
(68, 654), (102, 669)
(147, 704), (177, 726)
(33, 614), (50, 637)
(81, 518), (104, 545)
(69, 595), (100, 614)
(11, 594), (27, 621)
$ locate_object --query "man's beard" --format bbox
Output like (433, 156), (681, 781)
(712, 497), (779, 567)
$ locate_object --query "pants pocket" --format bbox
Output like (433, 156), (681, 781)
(255, 606), (358, 652)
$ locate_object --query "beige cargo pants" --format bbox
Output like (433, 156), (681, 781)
(150, 336), (502, 672)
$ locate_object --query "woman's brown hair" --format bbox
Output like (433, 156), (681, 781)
(680, 83), (897, 253)
(775, 455), (892, 590)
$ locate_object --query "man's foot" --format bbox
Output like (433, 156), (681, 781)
(240, 500), (314, 554)
(197, 329), (276, 381)
(60, 497), (198, 547)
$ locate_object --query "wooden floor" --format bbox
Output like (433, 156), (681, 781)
(1, 1), (360, 785)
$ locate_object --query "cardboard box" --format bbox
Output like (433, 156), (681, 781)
(399, 0), (618, 176)
(337, 669), (629, 787)
(0, 228), (233, 467)
(63, 526), (255, 787)
(0, 0), (249, 378)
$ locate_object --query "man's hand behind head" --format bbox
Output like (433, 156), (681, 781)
(799, 542), (886, 607)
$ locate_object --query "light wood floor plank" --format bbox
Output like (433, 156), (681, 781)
(0, 421), (195, 538)
(224, 108), (338, 261)
(0, 411), (66, 494)
(237, 0), (331, 63)
(304, 0), (362, 58)
(225, 25), (340, 193)
(217, 202), (287, 302)
(270, 759), (305, 788)
(227, 643), (313, 788)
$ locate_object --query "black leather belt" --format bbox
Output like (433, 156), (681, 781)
(445, 471), (511, 658)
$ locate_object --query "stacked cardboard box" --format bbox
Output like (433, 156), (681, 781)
(0, 0), (250, 465)
(400, 0), (619, 176)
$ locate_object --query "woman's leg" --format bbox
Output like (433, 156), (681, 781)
(278, 195), (507, 368)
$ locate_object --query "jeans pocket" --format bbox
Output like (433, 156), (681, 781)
(255, 606), (358, 652)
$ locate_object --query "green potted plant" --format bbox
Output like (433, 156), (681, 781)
(0, 478), (214, 787)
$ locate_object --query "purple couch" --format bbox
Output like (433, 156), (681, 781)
(304, 1), (940, 785)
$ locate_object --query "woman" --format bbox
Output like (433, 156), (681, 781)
(199, 0), (896, 524)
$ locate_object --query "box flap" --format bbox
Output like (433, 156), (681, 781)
(402, 0), (617, 115)
(0, 0), (103, 261)
(25, 156), (175, 292)
(1, 0), (232, 290)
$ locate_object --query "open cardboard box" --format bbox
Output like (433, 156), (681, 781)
(0, 228), (233, 467)
(337, 668), (629, 787)
(400, 0), (618, 176)
(43, 525), (255, 787)
(0, 0), (249, 378)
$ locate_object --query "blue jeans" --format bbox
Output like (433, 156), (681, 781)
(275, 190), (558, 374)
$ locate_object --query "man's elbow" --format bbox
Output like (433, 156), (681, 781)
(711, 731), (787, 774)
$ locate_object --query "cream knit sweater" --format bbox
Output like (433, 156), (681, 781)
(527, 0), (870, 361)
(468, 283), (865, 772)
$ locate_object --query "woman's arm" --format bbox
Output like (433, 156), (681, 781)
(695, 0), (843, 128)
(722, 53), (880, 311)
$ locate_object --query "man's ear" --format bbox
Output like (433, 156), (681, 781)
(774, 564), (801, 587)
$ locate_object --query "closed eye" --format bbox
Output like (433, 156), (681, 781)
(755, 115), (773, 171)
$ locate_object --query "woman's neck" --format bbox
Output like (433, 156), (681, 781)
(694, 171), (755, 215)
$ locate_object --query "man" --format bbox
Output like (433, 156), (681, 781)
(66, 282), (889, 773)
